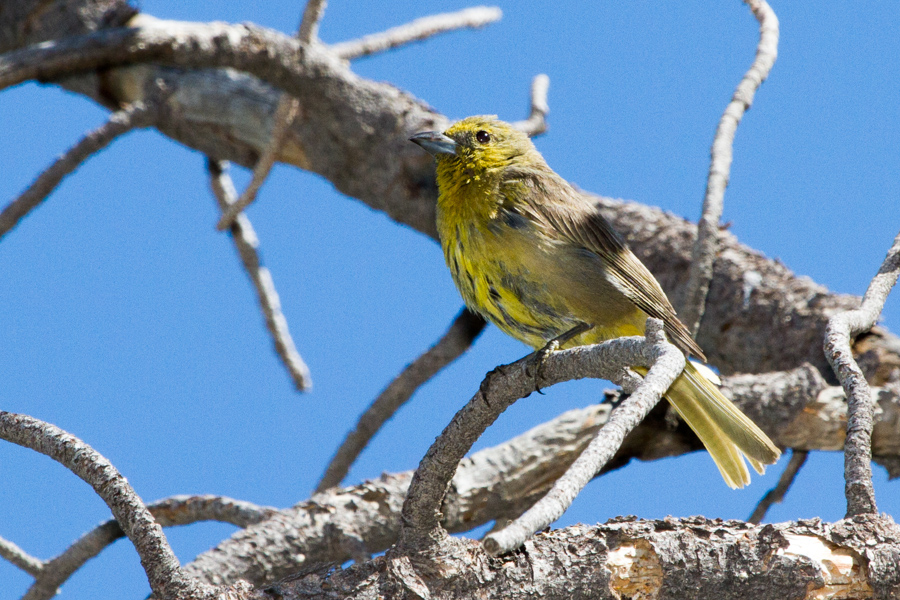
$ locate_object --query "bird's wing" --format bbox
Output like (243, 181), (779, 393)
(507, 170), (706, 360)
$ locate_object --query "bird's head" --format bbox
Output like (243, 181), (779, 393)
(410, 116), (539, 185)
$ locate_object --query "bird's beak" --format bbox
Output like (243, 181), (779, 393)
(409, 131), (458, 156)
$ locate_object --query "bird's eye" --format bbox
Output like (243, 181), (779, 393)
(475, 130), (491, 144)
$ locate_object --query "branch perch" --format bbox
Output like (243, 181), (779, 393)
(679, 0), (779, 334)
(826, 231), (900, 517)
(483, 319), (684, 555)
(398, 319), (683, 551)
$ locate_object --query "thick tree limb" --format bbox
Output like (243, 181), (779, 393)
(826, 231), (900, 517)
(257, 515), (900, 600)
(183, 365), (900, 587)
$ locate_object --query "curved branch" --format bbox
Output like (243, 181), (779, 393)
(679, 0), (779, 334)
(23, 495), (275, 600)
(316, 307), (485, 492)
(483, 320), (684, 555)
(398, 320), (682, 550)
(826, 231), (900, 517)
(512, 73), (550, 137)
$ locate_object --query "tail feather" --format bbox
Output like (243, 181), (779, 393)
(664, 362), (781, 488)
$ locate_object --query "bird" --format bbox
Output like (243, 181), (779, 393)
(410, 115), (780, 488)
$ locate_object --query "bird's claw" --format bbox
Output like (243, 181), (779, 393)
(525, 340), (560, 394)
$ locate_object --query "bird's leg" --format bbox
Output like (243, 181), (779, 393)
(526, 322), (593, 393)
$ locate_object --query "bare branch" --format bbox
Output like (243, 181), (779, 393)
(679, 0), (779, 334)
(0, 535), (43, 576)
(0, 412), (218, 600)
(398, 319), (683, 550)
(512, 74), (550, 137)
(215, 97), (299, 231)
(748, 450), (808, 524)
(208, 159), (312, 391)
(316, 308), (485, 492)
(331, 6), (502, 60)
(297, 0), (328, 44)
(23, 495), (274, 600)
(215, 0), (326, 232)
(826, 231), (900, 517)
(483, 320), (684, 555)
(0, 101), (155, 241)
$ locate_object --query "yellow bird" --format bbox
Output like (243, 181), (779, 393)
(411, 115), (780, 488)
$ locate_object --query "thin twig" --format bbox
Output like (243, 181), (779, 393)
(397, 319), (683, 551)
(512, 74), (550, 137)
(0, 102), (156, 241)
(0, 535), (43, 576)
(316, 308), (486, 492)
(331, 6), (502, 60)
(825, 231), (900, 517)
(23, 495), (276, 600)
(214, 98), (298, 231)
(679, 0), (779, 335)
(208, 159), (312, 391)
(748, 449), (808, 524)
(482, 320), (684, 555)
(0, 413), (215, 600)
(215, 0), (327, 231)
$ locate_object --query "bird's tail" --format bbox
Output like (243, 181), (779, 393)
(662, 361), (781, 488)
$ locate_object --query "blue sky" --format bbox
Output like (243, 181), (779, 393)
(1, 1), (898, 598)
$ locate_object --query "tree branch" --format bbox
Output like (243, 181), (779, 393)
(264, 515), (900, 600)
(1, 17), (897, 388)
(208, 159), (312, 391)
(679, 0), (779, 334)
(0, 101), (156, 240)
(23, 495), (276, 600)
(512, 73), (550, 137)
(398, 320), (682, 550)
(316, 307), (485, 492)
(482, 320), (684, 555)
(0, 412), (219, 600)
(825, 231), (900, 517)
(0, 535), (43, 576)
(748, 449), (808, 524)
(215, 0), (327, 232)
(331, 6), (502, 60)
